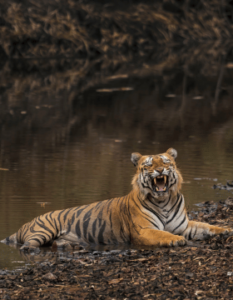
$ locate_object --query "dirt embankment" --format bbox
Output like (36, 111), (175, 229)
(1, 197), (233, 299)
(0, 0), (233, 59)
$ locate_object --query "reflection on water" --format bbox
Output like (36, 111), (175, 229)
(0, 45), (233, 269)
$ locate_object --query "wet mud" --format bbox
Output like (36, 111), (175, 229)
(1, 197), (233, 299)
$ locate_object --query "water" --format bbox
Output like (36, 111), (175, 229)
(0, 48), (233, 269)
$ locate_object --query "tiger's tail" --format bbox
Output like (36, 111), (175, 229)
(1, 232), (17, 244)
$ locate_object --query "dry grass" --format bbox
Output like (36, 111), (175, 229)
(0, 41), (232, 99)
(0, 0), (233, 58)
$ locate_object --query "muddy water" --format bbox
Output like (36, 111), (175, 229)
(0, 50), (233, 269)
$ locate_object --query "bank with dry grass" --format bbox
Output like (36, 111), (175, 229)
(0, 0), (233, 59)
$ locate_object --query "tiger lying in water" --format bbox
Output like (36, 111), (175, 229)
(1, 148), (231, 250)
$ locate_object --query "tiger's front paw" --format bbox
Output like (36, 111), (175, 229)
(160, 235), (186, 247)
(221, 228), (233, 236)
(212, 227), (233, 236)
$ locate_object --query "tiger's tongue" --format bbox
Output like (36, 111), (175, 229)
(157, 183), (165, 191)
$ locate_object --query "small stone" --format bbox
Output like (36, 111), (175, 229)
(227, 181), (233, 187)
(42, 273), (57, 281)
(225, 197), (233, 206)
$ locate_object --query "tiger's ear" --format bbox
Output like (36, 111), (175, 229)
(131, 153), (142, 167)
(166, 148), (178, 160)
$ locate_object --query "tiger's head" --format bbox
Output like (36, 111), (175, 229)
(131, 148), (183, 201)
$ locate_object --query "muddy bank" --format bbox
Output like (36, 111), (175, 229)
(1, 0), (233, 59)
(1, 197), (233, 299)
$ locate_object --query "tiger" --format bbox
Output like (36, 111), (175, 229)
(1, 148), (231, 251)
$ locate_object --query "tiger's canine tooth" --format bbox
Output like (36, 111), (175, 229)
(164, 176), (167, 183)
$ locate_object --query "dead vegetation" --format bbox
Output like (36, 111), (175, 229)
(0, 0), (233, 59)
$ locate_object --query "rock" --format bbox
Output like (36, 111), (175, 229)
(227, 181), (233, 187)
(225, 197), (233, 206)
(42, 272), (57, 281)
(213, 182), (233, 190)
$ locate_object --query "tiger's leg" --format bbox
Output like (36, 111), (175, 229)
(20, 235), (52, 251)
(182, 220), (232, 240)
(17, 217), (58, 251)
(132, 228), (186, 247)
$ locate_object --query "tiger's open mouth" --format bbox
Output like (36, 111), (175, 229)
(153, 175), (168, 192)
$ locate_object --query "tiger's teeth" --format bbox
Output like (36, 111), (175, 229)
(156, 187), (159, 191)
(163, 187), (166, 191)
(154, 178), (157, 185)
(164, 176), (167, 184)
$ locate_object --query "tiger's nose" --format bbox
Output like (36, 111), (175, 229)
(156, 167), (164, 173)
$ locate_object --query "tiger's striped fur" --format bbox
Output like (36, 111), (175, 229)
(1, 148), (231, 250)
